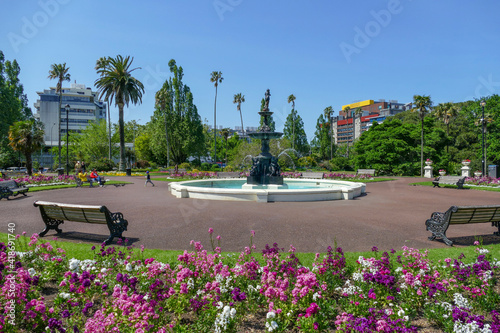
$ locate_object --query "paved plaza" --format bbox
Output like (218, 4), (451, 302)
(2, 176), (500, 253)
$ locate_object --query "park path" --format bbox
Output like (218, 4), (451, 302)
(2, 176), (500, 253)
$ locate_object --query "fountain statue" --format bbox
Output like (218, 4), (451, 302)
(245, 89), (286, 187)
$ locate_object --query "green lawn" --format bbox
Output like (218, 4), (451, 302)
(410, 180), (500, 192)
(2, 232), (498, 268)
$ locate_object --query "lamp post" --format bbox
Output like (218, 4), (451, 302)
(65, 104), (70, 175)
(480, 100), (486, 176)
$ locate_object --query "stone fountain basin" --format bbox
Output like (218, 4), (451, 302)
(169, 178), (366, 202)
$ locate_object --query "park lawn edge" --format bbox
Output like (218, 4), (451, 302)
(1, 232), (498, 268)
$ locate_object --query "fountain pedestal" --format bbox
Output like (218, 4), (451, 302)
(245, 90), (287, 188)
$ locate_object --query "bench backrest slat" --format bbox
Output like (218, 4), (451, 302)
(34, 201), (108, 224)
(301, 172), (324, 179)
(449, 206), (500, 224)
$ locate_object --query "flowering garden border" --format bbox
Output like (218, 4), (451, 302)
(1, 231), (499, 332)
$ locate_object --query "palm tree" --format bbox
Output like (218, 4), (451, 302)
(210, 71), (223, 163)
(287, 94), (296, 150)
(411, 95), (433, 176)
(323, 106), (333, 159)
(220, 128), (231, 166)
(8, 119), (44, 176)
(94, 55), (144, 171)
(95, 57), (113, 161)
(47, 63), (70, 169)
(434, 102), (459, 153)
(233, 93), (245, 138)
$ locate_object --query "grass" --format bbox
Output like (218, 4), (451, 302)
(26, 180), (132, 192)
(2, 231), (498, 268)
(410, 180), (500, 192)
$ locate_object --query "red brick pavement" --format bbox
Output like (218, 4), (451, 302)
(2, 176), (500, 253)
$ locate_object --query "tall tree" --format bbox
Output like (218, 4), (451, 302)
(323, 106), (334, 159)
(210, 71), (223, 162)
(151, 60), (205, 166)
(311, 114), (330, 160)
(95, 57), (113, 161)
(0, 51), (32, 168)
(411, 95), (433, 176)
(220, 128), (230, 165)
(283, 109), (309, 156)
(47, 63), (70, 169)
(434, 102), (459, 153)
(287, 94), (296, 150)
(8, 119), (44, 176)
(233, 93), (245, 137)
(94, 55), (144, 171)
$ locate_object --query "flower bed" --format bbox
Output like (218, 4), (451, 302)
(465, 176), (500, 187)
(0, 174), (75, 186)
(2, 232), (499, 332)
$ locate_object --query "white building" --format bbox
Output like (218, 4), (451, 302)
(34, 82), (107, 147)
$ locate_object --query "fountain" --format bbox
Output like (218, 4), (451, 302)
(244, 89), (286, 189)
(169, 90), (365, 202)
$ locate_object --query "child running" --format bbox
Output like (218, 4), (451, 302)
(145, 171), (154, 187)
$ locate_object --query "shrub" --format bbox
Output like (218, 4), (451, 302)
(179, 162), (191, 171)
(88, 158), (115, 172)
(210, 164), (221, 172)
(136, 160), (150, 168)
(201, 162), (211, 171)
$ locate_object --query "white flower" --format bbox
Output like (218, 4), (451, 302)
(69, 258), (80, 271)
(453, 293), (471, 310)
(101, 268), (107, 274)
(59, 292), (71, 299)
(125, 263), (133, 272)
(28, 268), (36, 276)
(265, 320), (279, 332)
(312, 292), (320, 300)
(266, 311), (276, 319)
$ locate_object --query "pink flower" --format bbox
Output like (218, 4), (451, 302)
(208, 228), (214, 235)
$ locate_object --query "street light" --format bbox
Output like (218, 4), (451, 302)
(480, 100), (486, 176)
(65, 104), (70, 175)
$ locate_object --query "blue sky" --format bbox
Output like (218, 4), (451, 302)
(1, 0), (499, 140)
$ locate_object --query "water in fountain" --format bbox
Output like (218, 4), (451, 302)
(277, 151), (296, 170)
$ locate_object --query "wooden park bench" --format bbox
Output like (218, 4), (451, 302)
(33, 200), (128, 245)
(425, 205), (500, 246)
(0, 180), (29, 200)
(432, 175), (466, 189)
(357, 169), (376, 176)
(300, 172), (324, 179)
(217, 171), (241, 178)
(75, 174), (95, 188)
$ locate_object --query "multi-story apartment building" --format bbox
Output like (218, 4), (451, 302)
(33, 83), (107, 167)
(332, 99), (410, 145)
(34, 82), (107, 147)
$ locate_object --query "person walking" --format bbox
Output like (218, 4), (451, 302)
(81, 161), (86, 173)
(145, 171), (154, 187)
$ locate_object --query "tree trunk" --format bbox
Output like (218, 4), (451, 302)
(118, 103), (125, 171)
(420, 113), (424, 177)
(57, 87), (62, 169)
(214, 86), (218, 163)
(239, 105), (244, 138)
(108, 101), (112, 161)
